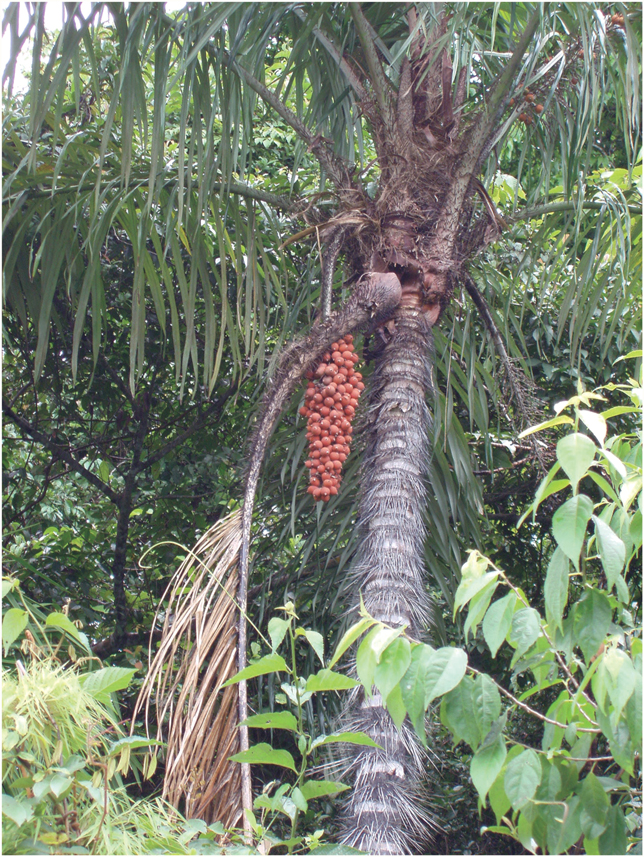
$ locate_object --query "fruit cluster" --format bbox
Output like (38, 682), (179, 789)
(299, 335), (365, 502)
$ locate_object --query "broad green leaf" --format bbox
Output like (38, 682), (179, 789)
(470, 735), (506, 804)
(303, 630), (324, 665)
(504, 749), (542, 809)
(483, 591), (518, 657)
(45, 612), (90, 650)
(374, 637), (411, 702)
(401, 644), (434, 740)
(267, 617), (290, 653)
(329, 617), (375, 668)
(598, 804), (627, 855)
(108, 736), (163, 754)
(508, 608), (541, 658)
(222, 654), (289, 686)
(463, 577), (498, 643)
(625, 669), (642, 753)
(556, 433), (596, 490)
(544, 547), (569, 633)
(384, 683), (407, 732)
(573, 589), (612, 664)
(356, 627), (380, 696)
(240, 711), (299, 731)
(552, 494), (594, 569)
(579, 773), (609, 840)
(300, 780), (349, 800)
(441, 673), (499, 752)
(306, 669), (359, 693)
(592, 517), (626, 593)
(424, 647), (468, 705)
(229, 743), (296, 771)
(313, 732), (381, 749)
(291, 786), (308, 813)
(518, 414), (574, 437)
(2, 578), (18, 598)
(454, 571), (500, 617)
(578, 410), (607, 446)
(2, 793), (34, 827)
(2, 608), (28, 651)
(602, 648), (636, 721)
(488, 769), (511, 825)
(79, 667), (136, 701)
(50, 773), (72, 798)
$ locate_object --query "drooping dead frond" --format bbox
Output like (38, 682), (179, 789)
(132, 510), (243, 827)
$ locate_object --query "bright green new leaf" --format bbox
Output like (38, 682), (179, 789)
(314, 732), (381, 749)
(552, 494), (594, 569)
(222, 653), (289, 686)
(45, 612), (91, 651)
(2, 608), (28, 651)
(518, 414), (574, 437)
(543, 547), (569, 633)
(267, 617), (290, 652)
(470, 735), (506, 804)
(463, 577), (498, 643)
(329, 617), (375, 668)
(504, 749), (542, 809)
(78, 667), (136, 701)
(374, 637), (411, 702)
(240, 711), (299, 731)
(229, 742), (297, 771)
(483, 591), (518, 658)
(291, 786), (308, 813)
(303, 630), (324, 665)
(578, 410), (607, 446)
(453, 571), (500, 618)
(306, 669), (359, 693)
(299, 780), (349, 800)
(556, 433), (596, 491)
(423, 647), (468, 705)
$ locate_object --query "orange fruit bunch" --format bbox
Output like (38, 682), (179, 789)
(299, 334), (365, 502)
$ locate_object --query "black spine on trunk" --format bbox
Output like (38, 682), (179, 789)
(339, 305), (436, 855)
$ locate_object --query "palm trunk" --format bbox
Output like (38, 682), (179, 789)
(340, 304), (435, 855)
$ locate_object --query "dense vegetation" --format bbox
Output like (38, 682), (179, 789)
(2, 3), (642, 854)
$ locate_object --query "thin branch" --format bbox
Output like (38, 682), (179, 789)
(468, 667), (599, 733)
(137, 380), (240, 473)
(3, 400), (120, 504)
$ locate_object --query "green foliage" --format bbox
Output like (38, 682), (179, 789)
(340, 360), (642, 854)
(223, 601), (369, 853)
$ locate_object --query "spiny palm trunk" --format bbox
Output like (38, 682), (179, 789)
(340, 304), (435, 855)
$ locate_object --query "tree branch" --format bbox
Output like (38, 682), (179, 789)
(433, 6), (542, 255)
(293, 8), (368, 103)
(136, 381), (240, 473)
(3, 400), (120, 504)
(349, 3), (395, 130)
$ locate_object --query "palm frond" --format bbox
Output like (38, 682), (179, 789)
(132, 510), (243, 827)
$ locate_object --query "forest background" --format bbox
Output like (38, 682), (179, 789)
(1, 3), (642, 855)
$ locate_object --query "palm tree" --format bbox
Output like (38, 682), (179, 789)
(3, 3), (641, 852)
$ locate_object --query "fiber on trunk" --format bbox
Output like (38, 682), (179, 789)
(339, 305), (436, 855)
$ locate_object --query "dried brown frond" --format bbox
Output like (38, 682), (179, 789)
(132, 510), (243, 827)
